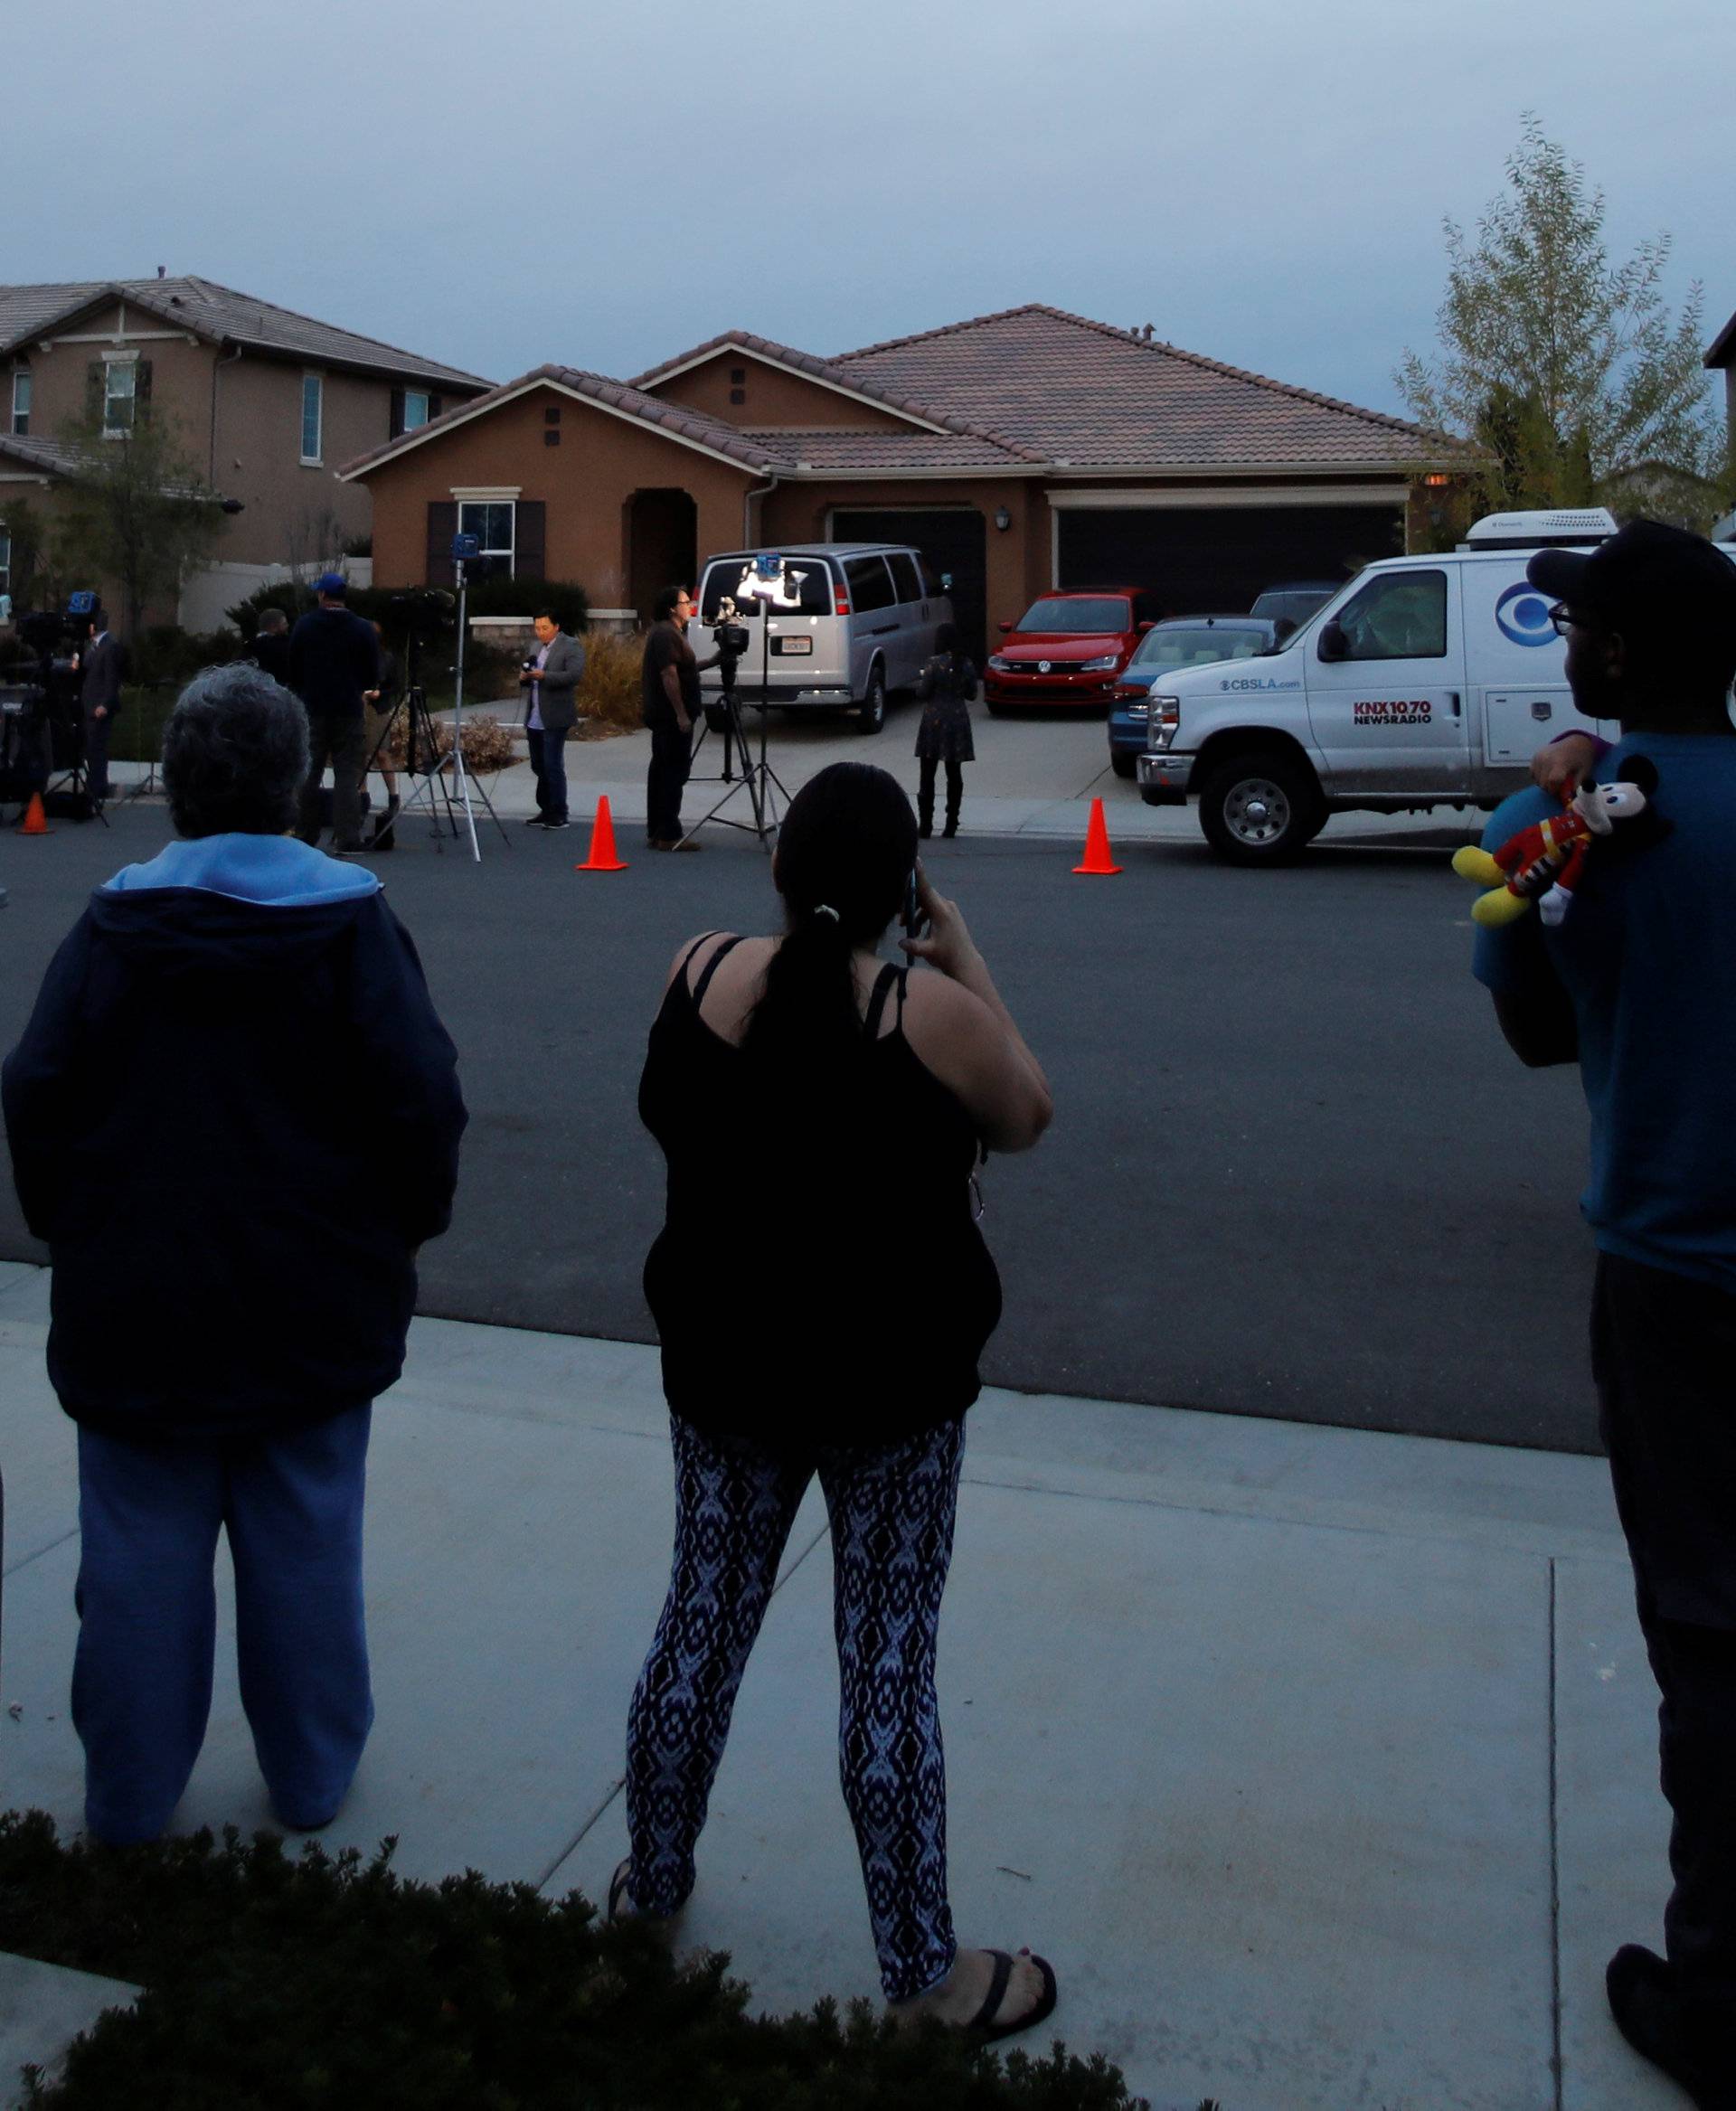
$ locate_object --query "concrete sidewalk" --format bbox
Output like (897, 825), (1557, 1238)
(0, 1257), (1678, 2111)
(100, 703), (1483, 852)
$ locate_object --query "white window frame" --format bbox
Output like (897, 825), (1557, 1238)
(300, 372), (324, 466)
(101, 352), (138, 439)
(402, 388), (431, 432)
(457, 497), (515, 577)
(10, 367), (30, 437)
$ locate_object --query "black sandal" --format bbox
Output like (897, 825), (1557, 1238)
(966, 1948), (1058, 2041)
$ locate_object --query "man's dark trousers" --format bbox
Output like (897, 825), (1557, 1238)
(83, 712), (113, 804)
(1594, 1250), (1736, 2026)
(646, 717), (693, 843)
(297, 712), (365, 850)
(527, 727), (568, 823)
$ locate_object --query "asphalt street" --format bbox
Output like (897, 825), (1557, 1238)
(0, 799), (1598, 1452)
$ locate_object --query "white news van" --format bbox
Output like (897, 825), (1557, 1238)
(1135, 508), (1736, 863)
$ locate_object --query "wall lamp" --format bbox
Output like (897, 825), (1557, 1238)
(993, 505), (1012, 532)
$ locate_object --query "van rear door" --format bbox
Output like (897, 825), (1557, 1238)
(1304, 564), (1471, 795)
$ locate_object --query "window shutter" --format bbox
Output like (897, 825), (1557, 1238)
(390, 387), (405, 440)
(135, 361), (152, 417)
(429, 394), (444, 421)
(515, 501), (545, 580)
(86, 360), (103, 421)
(427, 501), (458, 588)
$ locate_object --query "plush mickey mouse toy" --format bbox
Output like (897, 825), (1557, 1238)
(1453, 758), (1670, 928)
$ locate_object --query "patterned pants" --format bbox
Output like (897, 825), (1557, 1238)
(625, 1413), (965, 2001)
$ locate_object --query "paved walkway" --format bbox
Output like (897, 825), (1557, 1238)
(99, 703), (1483, 851)
(0, 1260), (1684, 2110)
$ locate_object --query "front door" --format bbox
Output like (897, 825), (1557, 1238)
(1305, 566), (1470, 795)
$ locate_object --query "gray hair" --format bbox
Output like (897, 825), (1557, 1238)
(162, 663), (309, 838)
(257, 607), (289, 635)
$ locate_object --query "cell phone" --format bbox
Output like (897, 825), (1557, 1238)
(902, 867), (928, 945)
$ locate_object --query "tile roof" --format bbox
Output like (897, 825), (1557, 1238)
(737, 428), (1037, 472)
(340, 364), (788, 480)
(0, 278), (491, 391)
(1705, 307), (1736, 369)
(0, 432), (85, 476)
(835, 303), (1468, 470)
(630, 329), (1048, 460)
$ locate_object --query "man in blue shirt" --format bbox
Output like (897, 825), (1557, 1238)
(1473, 520), (1736, 2106)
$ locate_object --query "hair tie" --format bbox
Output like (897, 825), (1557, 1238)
(812, 903), (840, 924)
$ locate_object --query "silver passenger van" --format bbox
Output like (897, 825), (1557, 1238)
(693, 542), (955, 734)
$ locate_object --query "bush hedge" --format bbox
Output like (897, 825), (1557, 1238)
(0, 1814), (1162, 2110)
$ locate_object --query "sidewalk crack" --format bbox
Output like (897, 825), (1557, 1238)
(532, 1518), (833, 1896)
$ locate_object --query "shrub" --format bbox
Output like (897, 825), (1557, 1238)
(382, 712), (519, 774)
(575, 627), (646, 732)
(463, 574), (590, 634)
(0, 1814), (1148, 2111)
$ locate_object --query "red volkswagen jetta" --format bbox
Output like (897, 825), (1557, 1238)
(983, 589), (1161, 712)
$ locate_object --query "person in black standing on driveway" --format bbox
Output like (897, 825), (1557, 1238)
(289, 573), (379, 854)
(251, 607), (292, 687)
(640, 586), (716, 852)
(912, 622), (977, 840)
(79, 609), (123, 809)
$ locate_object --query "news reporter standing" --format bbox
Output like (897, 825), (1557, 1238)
(620, 760), (1058, 2038)
(2, 663), (467, 1843)
(517, 609), (586, 830)
(79, 608), (123, 806)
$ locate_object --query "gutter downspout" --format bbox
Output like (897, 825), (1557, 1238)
(210, 341), (242, 485)
(743, 472), (778, 547)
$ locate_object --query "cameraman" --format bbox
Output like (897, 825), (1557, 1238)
(640, 585), (717, 852)
(288, 573), (377, 854)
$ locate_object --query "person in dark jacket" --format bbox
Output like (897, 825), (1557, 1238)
(2, 662), (467, 1845)
(78, 608), (124, 806)
(251, 606), (292, 687)
(911, 623), (977, 840)
(288, 573), (379, 853)
(620, 762), (1056, 2039)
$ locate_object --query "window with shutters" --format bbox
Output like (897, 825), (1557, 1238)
(458, 499), (514, 580)
(300, 373), (324, 463)
(10, 368), (30, 436)
(102, 359), (137, 437)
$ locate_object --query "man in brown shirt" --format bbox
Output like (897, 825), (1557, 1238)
(640, 585), (713, 851)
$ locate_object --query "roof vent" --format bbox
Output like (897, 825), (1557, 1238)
(156, 265), (166, 279)
(1459, 506), (1618, 551)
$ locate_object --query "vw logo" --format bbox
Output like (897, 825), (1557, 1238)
(1038, 660), (1052, 673)
(1495, 583), (1558, 647)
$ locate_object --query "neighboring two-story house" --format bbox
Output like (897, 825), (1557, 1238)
(0, 274), (490, 625)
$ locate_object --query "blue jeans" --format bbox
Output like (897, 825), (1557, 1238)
(527, 726), (568, 820)
(72, 1404), (374, 1843)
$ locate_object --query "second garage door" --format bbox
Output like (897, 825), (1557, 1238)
(831, 508), (988, 665)
(1056, 504), (1404, 616)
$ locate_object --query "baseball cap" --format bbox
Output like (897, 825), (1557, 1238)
(1527, 519), (1736, 655)
(313, 571), (349, 598)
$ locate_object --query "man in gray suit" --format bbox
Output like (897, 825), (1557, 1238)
(518, 611), (586, 830)
(80, 611), (124, 806)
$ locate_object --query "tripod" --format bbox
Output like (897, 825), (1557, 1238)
(380, 569), (510, 860)
(681, 634), (788, 852)
(45, 702), (109, 828)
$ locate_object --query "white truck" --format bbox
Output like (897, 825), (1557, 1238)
(1136, 508), (1736, 863)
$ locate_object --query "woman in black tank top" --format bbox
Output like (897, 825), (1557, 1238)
(620, 762), (1057, 2037)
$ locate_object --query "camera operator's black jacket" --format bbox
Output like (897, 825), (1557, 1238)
(288, 604), (380, 718)
(2, 836), (467, 1439)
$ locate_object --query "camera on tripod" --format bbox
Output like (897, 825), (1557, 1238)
(0, 594), (99, 806)
(388, 589), (454, 635)
(703, 596), (752, 730)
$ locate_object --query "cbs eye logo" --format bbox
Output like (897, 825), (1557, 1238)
(1495, 584), (1558, 647)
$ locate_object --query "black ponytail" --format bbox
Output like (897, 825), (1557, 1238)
(743, 762), (917, 1070)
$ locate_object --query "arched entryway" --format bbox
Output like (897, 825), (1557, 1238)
(627, 488), (698, 625)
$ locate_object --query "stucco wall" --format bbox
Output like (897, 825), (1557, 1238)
(649, 351), (916, 433)
(212, 357), (378, 564)
(361, 382), (756, 607)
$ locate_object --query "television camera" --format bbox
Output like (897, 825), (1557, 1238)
(0, 598), (100, 807)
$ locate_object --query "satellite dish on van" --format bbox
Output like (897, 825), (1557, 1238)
(1459, 508), (1618, 551)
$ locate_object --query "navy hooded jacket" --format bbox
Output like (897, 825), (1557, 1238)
(2, 834), (467, 1439)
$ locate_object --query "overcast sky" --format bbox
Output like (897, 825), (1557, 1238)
(10, 0), (1731, 426)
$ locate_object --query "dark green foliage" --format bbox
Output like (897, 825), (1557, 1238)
(463, 575), (590, 634)
(0, 1814), (1147, 2111)
(127, 624), (245, 688)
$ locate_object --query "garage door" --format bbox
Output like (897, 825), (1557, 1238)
(831, 508), (987, 665)
(1055, 504), (1404, 616)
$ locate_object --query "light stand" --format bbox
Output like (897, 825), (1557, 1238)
(389, 539), (511, 859)
(680, 565), (796, 853)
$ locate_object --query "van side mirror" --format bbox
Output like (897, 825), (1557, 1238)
(998, 619), (1014, 634)
(1272, 617), (1297, 645)
(1137, 619), (1155, 632)
(939, 572), (953, 592)
(1316, 620), (1348, 663)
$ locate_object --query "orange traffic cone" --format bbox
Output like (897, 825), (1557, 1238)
(1071, 796), (1121, 875)
(19, 792), (50, 836)
(574, 795), (628, 872)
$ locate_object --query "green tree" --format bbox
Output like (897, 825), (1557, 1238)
(1397, 117), (1725, 527)
(52, 404), (230, 637)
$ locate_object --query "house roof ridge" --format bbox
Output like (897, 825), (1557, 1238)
(148, 275), (494, 386)
(627, 325), (1043, 458)
(834, 301), (1058, 361)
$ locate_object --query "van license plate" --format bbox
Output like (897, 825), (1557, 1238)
(774, 636), (813, 655)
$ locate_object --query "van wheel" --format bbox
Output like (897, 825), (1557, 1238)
(855, 666), (887, 735)
(1197, 751), (1323, 865)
